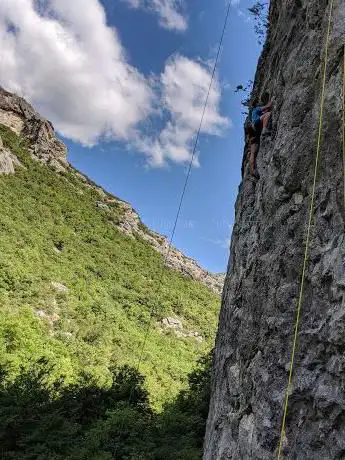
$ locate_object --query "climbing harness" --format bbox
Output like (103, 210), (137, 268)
(277, 1), (334, 458)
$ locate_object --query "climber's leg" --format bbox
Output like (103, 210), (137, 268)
(249, 139), (260, 179)
(261, 112), (272, 136)
(245, 123), (261, 179)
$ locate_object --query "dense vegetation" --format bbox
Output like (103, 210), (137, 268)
(0, 354), (212, 459)
(0, 124), (219, 458)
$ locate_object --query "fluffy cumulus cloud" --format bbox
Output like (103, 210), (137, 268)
(137, 55), (229, 166)
(0, 0), (228, 166)
(0, 0), (154, 144)
(124, 0), (187, 31)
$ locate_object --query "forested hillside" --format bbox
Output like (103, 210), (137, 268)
(0, 124), (220, 459)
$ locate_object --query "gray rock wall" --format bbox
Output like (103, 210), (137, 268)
(0, 134), (22, 174)
(204, 1), (345, 458)
(0, 87), (68, 170)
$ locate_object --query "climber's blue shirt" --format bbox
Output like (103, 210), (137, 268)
(252, 106), (263, 126)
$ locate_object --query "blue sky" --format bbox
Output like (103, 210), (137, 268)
(0, 0), (263, 273)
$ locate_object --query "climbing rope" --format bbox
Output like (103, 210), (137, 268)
(343, 42), (345, 226)
(277, 1), (334, 457)
(128, 1), (232, 404)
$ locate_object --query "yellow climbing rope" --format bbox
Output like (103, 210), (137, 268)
(277, 1), (334, 458)
(343, 42), (345, 225)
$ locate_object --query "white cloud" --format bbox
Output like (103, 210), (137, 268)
(230, 0), (251, 23)
(0, 0), (154, 144)
(124, 0), (187, 31)
(237, 9), (250, 23)
(206, 237), (230, 250)
(136, 55), (229, 166)
(0, 0), (229, 167)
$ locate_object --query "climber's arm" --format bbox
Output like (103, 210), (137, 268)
(262, 101), (273, 112)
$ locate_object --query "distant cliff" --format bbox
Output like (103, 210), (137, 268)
(0, 86), (224, 295)
(0, 87), (68, 171)
(205, 1), (345, 458)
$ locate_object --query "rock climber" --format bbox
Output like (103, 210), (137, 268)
(246, 92), (273, 179)
(252, 92), (272, 136)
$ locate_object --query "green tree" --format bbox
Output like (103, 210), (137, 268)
(0, 353), (212, 459)
(249, 2), (269, 45)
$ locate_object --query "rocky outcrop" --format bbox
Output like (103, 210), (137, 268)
(0, 149), (15, 175)
(205, 1), (345, 459)
(117, 200), (225, 294)
(0, 134), (22, 174)
(0, 87), (68, 171)
(51, 282), (69, 294)
(159, 316), (204, 342)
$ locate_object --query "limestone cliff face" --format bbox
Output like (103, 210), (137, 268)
(205, 1), (345, 458)
(0, 87), (224, 294)
(0, 87), (68, 171)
